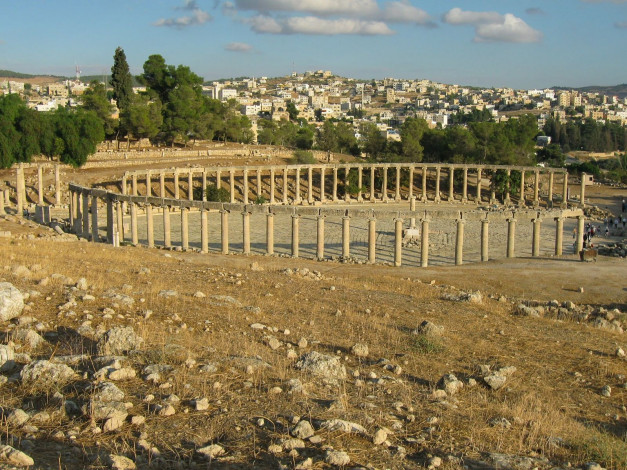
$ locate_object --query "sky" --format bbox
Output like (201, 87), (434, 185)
(1, 0), (626, 90)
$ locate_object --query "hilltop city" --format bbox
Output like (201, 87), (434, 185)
(2, 70), (626, 146)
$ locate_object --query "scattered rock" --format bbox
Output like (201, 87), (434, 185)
(373, 428), (388, 445)
(197, 444), (225, 459)
(0, 444), (34, 467)
(20, 360), (76, 388)
(291, 420), (315, 439)
(107, 454), (136, 470)
(438, 374), (464, 395)
(484, 374), (508, 391)
(295, 351), (347, 385)
(97, 326), (143, 355)
(413, 320), (444, 337)
(325, 450), (350, 466)
(0, 282), (24, 322)
(322, 419), (367, 435)
(350, 342), (369, 358)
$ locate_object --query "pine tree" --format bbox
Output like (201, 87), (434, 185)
(110, 47), (133, 113)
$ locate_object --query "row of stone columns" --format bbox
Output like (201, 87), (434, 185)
(124, 166), (574, 208)
(10, 164), (63, 217)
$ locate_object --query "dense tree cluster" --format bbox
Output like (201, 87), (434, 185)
(0, 94), (103, 168)
(543, 117), (626, 153)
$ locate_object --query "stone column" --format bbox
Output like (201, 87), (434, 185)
(344, 167), (351, 202)
(420, 167), (427, 202)
(476, 168), (482, 203)
(410, 196), (417, 229)
(202, 170), (207, 201)
(576, 215), (585, 253)
(434, 167), (441, 203)
(216, 170), (222, 194)
(382, 167), (388, 202)
(91, 194), (99, 242)
(307, 167), (313, 203)
(532, 217), (541, 257)
(481, 218), (489, 262)
(201, 208), (208, 254)
(0, 191), (5, 215)
(507, 217), (516, 258)
(188, 171), (194, 201)
(561, 172), (568, 208)
(342, 215), (350, 259)
(242, 211), (251, 255)
(163, 205), (171, 248)
(160, 172), (166, 198)
(243, 169), (249, 204)
(332, 167), (338, 202)
(181, 207), (189, 251)
(266, 212), (274, 255)
(106, 198), (114, 244)
(291, 214), (300, 258)
(448, 167), (455, 202)
(455, 219), (464, 265)
(132, 174), (138, 196)
(394, 218), (403, 267)
(221, 210), (229, 254)
(370, 166), (376, 201)
(395, 166), (401, 201)
(37, 165), (44, 205)
(408, 166), (414, 200)
(519, 170), (526, 207)
(16, 165), (24, 217)
(504, 169), (511, 205)
(55, 164), (61, 205)
(554, 217), (563, 256)
(269, 168), (276, 204)
(115, 201), (123, 245)
(68, 190), (75, 226)
(316, 215), (325, 260)
(421, 218), (429, 267)
(74, 191), (82, 234)
(82, 191), (90, 237)
(368, 217), (376, 264)
(146, 204), (154, 248)
(174, 170), (180, 200)
(462, 167), (468, 203)
(294, 167), (301, 204)
(319, 167), (326, 202)
(230, 170), (236, 203)
(357, 167), (363, 202)
(256, 169), (262, 199)
(282, 168), (289, 204)
(146, 171), (152, 197)
(533, 171), (540, 207)
(579, 173), (587, 208)
(548, 171), (554, 207)
(130, 202), (138, 246)
(121, 173), (128, 215)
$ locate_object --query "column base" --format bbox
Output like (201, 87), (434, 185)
(434, 196), (441, 203)
(461, 198), (468, 204)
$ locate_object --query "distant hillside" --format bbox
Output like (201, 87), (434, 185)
(553, 84), (627, 99)
(0, 69), (62, 80)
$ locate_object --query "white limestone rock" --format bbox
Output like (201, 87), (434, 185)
(20, 360), (76, 387)
(413, 320), (444, 337)
(97, 326), (143, 355)
(197, 444), (225, 459)
(295, 351), (347, 385)
(322, 419), (368, 435)
(0, 444), (34, 467)
(350, 342), (369, 358)
(107, 454), (136, 470)
(0, 344), (15, 372)
(291, 420), (315, 439)
(325, 450), (350, 466)
(0, 282), (24, 322)
(438, 374), (464, 395)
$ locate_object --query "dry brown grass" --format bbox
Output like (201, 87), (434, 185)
(1, 220), (626, 469)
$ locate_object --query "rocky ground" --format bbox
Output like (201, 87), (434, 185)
(0, 212), (626, 470)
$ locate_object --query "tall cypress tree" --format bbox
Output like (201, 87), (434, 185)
(110, 47), (133, 113)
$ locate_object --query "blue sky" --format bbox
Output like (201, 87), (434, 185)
(1, 0), (625, 89)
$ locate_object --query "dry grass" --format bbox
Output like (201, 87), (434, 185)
(1, 222), (626, 469)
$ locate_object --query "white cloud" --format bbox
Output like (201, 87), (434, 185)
(616, 20), (627, 28)
(233, 0), (380, 17)
(475, 14), (543, 43)
(247, 15), (394, 35)
(154, 1), (212, 28)
(443, 8), (542, 43)
(443, 8), (503, 25)
(380, 1), (431, 25)
(225, 42), (253, 52)
(525, 7), (545, 15)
